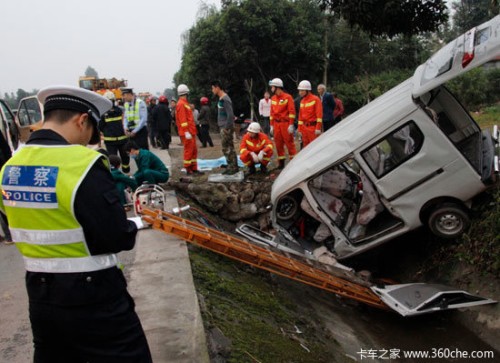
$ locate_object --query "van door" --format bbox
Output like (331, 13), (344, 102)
(361, 119), (446, 200)
(0, 100), (19, 150)
(361, 115), (484, 211)
(371, 283), (496, 316)
(16, 96), (43, 143)
(412, 15), (500, 97)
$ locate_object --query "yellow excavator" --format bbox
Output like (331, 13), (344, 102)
(78, 76), (127, 100)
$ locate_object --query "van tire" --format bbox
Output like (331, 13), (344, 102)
(427, 203), (470, 239)
(276, 195), (298, 221)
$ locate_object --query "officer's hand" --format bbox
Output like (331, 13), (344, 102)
(222, 128), (231, 135)
(270, 126), (274, 136)
(185, 132), (192, 140)
(130, 131), (136, 137)
(315, 129), (321, 136)
(297, 131), (302, 138)
(258, 150), (265, 161)
(288, 125), (294, 134)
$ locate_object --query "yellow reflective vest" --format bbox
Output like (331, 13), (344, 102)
(0, 145), (119, 273)
(125, 99), (142, 130)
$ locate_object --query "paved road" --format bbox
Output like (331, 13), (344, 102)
(0, 147), (209, 362)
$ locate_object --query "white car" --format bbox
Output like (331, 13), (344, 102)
(270, 15), (500, 261)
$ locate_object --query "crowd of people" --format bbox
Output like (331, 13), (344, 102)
(135, 78), (344, 177)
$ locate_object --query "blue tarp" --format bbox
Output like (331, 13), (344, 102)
(197, 157), (247, 171)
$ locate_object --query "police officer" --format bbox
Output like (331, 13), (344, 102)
(122, 87), (149, 150)
(99, 91), (131, 173)
(0, 85), (152, 362)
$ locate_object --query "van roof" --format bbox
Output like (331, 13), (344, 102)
(272, 79), (417, 196)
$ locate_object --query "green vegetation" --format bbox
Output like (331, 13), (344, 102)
(189, 247), (350, 362)
(319, 0), (447, 37)
(454, 189), (500, 276)
(447, 68), (500, 111)
(416, 189), (500, 283)
(174, 0), (451, 114)
(176, 0), (497, 119)
(334, 69), (413, 114)
(473, 104), (500, 130)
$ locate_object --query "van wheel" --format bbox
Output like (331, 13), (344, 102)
(276, 195), (298, 221)
(427, 203), (470, 238)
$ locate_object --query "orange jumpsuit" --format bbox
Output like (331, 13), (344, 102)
(239, 132), (274, 167)
(176, 97), (199, 172)
(270, 92), (296, 162)
(298, 93), (323, 148)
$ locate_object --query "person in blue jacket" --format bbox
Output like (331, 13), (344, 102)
(317, 84), (336, 132)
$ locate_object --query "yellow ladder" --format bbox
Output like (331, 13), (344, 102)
(142, 208), (389, 310)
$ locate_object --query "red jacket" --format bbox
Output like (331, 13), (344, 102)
(270, 92), (295, 126)
(240, 132), (273, 155)
(298, 93), (322, 132)
(334, 97), (344, 118)
(175, 97), (197, 136)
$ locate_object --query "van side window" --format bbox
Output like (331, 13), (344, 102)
(362, 122), (424, 178)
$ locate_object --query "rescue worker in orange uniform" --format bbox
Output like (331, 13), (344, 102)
(175, 84), (202, 175)
(297, 80), (323, 148)
(239, 122), (274, 174)
(269, 78), (297, 169)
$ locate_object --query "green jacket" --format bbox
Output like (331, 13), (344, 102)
(134, 149), (168, 174)
(111, 168), (138, 190)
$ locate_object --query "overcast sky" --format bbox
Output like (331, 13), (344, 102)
(0, 0), (219, 96)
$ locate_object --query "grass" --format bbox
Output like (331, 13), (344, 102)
(456, 189), (500, 276)
(419, 189), (500, 280)
(189, 247), (351, 363)
(473, 104), (500, 130)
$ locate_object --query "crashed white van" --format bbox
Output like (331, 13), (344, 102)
(270, 15), (500, 260)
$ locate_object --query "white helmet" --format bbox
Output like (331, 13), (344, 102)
(269, 78), (283, 88)
(297, 80), (312, 91)
(248, 122), (261, 133)
(104, 91), (115, 100)
(177, 84), (190, 96)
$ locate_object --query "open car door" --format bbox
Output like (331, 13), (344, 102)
(412, 15), (500, 98)
(16, 96), (43, 144)
(371, 283), (496, 317)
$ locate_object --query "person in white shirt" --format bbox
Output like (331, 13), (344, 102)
(258, 91), (271, 136)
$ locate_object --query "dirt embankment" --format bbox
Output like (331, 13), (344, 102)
(164, 135), (500, 361)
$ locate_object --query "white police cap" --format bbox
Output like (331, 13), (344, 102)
(37, 85), (112, 144)
(121, 87), (134, 95)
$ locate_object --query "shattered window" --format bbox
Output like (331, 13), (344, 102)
(362, 122), (424, 178)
